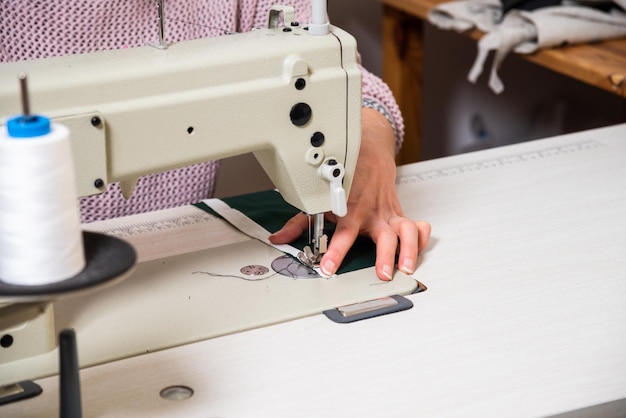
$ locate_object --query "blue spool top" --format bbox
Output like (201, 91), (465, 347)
(7, 114), (51, 138)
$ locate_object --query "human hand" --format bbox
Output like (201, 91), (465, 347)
(269, 108), (431, 281)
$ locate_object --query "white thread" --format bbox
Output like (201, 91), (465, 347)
(0, 124), (85, 285)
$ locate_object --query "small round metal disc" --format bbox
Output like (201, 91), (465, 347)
(240, 265), (269, 276)
(271, 255), (320, 279)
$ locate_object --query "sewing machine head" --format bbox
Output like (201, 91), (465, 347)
(0, 7), (362, 217)
(0, 2), (362, 387)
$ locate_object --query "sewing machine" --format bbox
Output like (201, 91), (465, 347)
(1, 4), (362, 241)
(0, 2), (423, 405)
(1, 2), (625, 412)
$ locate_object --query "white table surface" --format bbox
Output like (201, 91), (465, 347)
(3, 123), (626, 417)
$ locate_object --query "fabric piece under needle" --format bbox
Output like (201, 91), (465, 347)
(194, 189), (377, 275)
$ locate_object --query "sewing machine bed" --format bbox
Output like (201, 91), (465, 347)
(1, 203), (419, 385)
(3, 124), (626, 417)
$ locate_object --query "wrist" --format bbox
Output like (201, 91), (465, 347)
(361, 107), (396, 159)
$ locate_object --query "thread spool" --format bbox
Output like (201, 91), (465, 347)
(0, 78), (85, 286)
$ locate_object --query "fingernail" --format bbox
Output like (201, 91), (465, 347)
(320, 259), (336, 276)
(382, 265), (393, 281)
(400, 258), (415, 274)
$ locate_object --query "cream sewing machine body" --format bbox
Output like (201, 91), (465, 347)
(0, 16), (362, 215)
(0, 3), (421, 395)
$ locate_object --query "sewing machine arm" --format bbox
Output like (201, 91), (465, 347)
(0, 25), (362, 216)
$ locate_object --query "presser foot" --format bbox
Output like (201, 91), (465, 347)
(298, 246), (322, 268)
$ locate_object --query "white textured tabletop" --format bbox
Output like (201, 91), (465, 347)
(3, 124), (626, 417)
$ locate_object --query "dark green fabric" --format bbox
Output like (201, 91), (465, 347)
(194, 189), (375, 274)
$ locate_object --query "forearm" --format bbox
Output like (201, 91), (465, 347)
(360, 65), (405, 155)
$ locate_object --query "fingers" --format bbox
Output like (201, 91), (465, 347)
(379, 217), (432, 280)
(269, 212), (432, 283)
(374, 227), (400, 281)
(319, 224), (359, 277)
(268, 212), (308, 244)
(323, 216), (424, 282)
(416, 221), (432, 254)
(394, 217), (420, 276)
(394, 218), (432, 276)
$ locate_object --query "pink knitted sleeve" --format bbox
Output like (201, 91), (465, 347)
(1, 0), (403, 222)
(361, 64), (405, 154)
(1, 1), (237, 223)
(0, 1), (241, 61)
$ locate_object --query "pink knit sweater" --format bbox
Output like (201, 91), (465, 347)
(1, 0), (404, 222)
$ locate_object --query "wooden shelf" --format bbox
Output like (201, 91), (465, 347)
(381, 0), (626, 164)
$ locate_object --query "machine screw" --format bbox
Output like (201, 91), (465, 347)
(91, 116), (101, 127)
(326, 160), (341, 177)
(94, 178), (105, 189)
